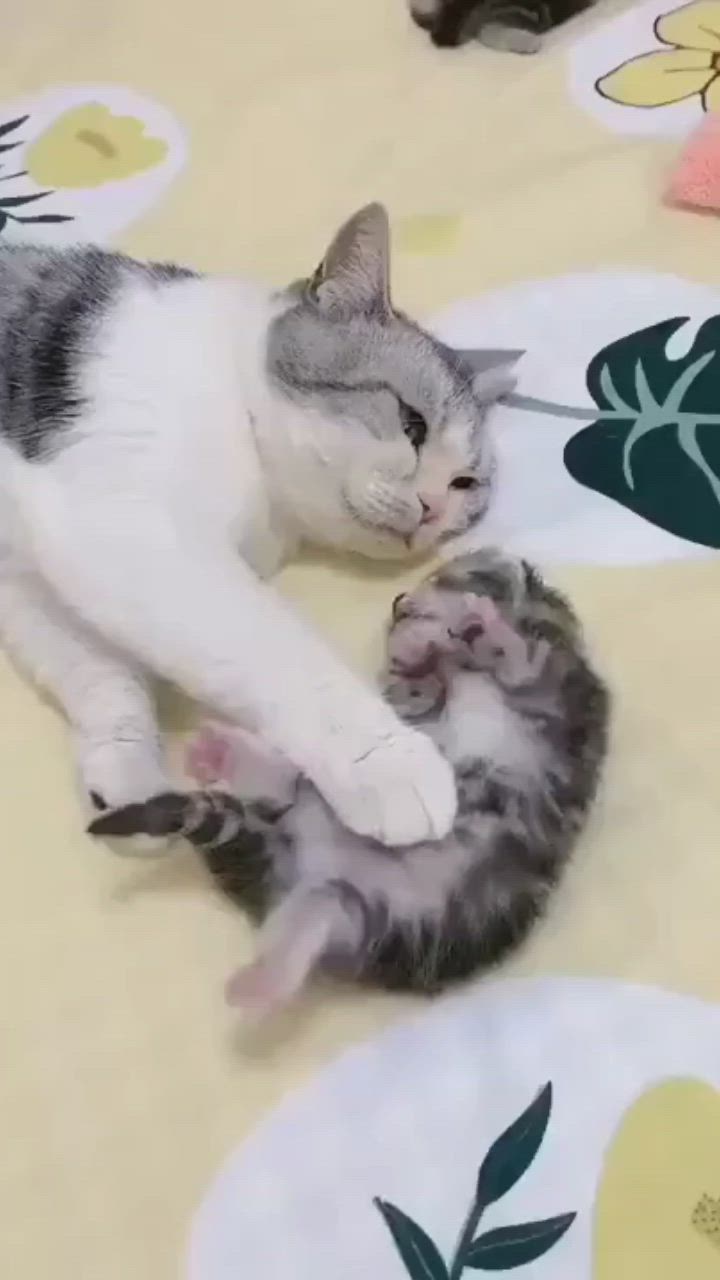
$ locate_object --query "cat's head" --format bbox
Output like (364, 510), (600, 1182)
(265, 203), (521, 560)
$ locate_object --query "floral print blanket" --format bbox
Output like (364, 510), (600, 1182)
(5, 2), (720, 1278)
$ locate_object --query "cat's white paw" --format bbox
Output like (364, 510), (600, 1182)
(80, 740), (174, 856)
(314, 729), (457, 846)
(79, 739), (170, 807)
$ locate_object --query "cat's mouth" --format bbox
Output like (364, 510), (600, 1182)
(341, 483), (438, 555)
(342, 493), (416, 548)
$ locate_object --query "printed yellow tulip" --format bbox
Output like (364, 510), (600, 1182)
(26, 104), (168, 189)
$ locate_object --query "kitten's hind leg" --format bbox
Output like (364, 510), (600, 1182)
(225, 887), (363, 1017)
(0, 568), (170, 845)
(186, 722), (299, 805)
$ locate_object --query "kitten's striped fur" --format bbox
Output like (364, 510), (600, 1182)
(91, 549), (609, 1012)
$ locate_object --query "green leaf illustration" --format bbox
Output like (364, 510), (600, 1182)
(474, 1083), (552, 1209)
(13, 213), (74, 225)
(462, 1213), (576, 1270)
(374, 1198), (450, 1280)
(0, 190), (50, 208)
(564, 315), (720, 549)
(0, 114), (28, 139)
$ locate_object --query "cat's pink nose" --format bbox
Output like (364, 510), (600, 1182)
(419, 495), (443, 524)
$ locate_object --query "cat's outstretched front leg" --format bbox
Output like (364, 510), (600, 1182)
(21, 497), (456, 846)
(0, 567), (169, 811)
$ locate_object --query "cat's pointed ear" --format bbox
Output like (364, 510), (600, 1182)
(453, 347), (525, 403)
(310, 203), (391, 319)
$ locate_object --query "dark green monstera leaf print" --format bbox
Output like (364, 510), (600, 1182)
(563, 316), (720, 549)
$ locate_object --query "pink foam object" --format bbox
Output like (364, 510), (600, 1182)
(666, 113), (720, 213)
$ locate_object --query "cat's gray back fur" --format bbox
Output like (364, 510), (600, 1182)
(0, 234), (496, 521)
(0, 244), (195, 460)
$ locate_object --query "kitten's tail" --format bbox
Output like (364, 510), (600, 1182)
(88, 789), (265, 845)
(89, 794), (364, 1016)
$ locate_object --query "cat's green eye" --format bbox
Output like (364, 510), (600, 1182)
(450, 475), (478, 491)
(400, 402), (428, 451)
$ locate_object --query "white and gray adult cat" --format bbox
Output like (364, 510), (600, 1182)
(0, 203), (519, 846)
(91, 549), (610, 1013)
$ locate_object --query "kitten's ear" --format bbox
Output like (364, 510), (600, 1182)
(454, 347), (525, 403)
(310, 203), (392, 319)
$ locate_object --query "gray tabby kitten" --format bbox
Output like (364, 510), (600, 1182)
(91, 548), (609, 1013)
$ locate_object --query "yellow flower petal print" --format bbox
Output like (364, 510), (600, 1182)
(594, 1079), (720, 1278)
(396, 213), (461, 255)
(657, 0), (720, 52)
(26, 104), (168, 189)
(596, 47), (715, 106)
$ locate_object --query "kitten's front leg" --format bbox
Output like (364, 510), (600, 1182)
(26, 502), (456, 846)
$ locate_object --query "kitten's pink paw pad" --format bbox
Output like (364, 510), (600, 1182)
(458, 595), (500, 635)
(186, 728), (233, 785)
(224, 960), (283, 1012)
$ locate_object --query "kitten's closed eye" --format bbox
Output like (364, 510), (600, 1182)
(450, 475), (478, 491)
(400, 402), (428, 451)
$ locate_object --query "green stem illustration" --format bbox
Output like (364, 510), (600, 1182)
(505, 390), (720, 426)
(448, 1195), (486, 1280)
(504, 392), (599, 419)
(375, 1083), (573, 1278)
(507, 375), (720, 508)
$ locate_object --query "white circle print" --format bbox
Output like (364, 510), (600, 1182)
(188, 978), (720, 1279)
(429, 270), (720, 566)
